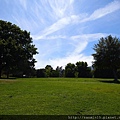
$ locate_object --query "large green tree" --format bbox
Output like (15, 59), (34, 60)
(76, 61), (91, 78)
(0, 20), (38, 78)
(65, 63), (76, 77)
(92, 35), (120, 82)
(45, 65), (53, 77)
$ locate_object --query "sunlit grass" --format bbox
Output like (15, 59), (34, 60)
(0, 78), (120, 115)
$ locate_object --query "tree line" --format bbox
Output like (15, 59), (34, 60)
(36, 62), (120, 79)
(0, 20), (120, 81)
(36, 61), (92, 78)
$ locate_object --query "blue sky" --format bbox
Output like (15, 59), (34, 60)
(0, 0), (120, 69)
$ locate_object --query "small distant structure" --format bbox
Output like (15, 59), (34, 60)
(23, 74), (26, 78)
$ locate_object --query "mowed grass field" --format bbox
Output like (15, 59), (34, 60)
(0, 78), (120, 115)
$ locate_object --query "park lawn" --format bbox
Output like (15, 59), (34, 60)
(0, 78), (120, 115)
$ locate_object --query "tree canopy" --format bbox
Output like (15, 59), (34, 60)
(92, 35), (120, 82)
(0, 20), (38, 78)
(65, 62), (92, 78)
(2, 20), (120, 80)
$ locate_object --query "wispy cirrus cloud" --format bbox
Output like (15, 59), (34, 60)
(32, 14), (82, 40)
(33, 0), (120, 41)
(18, 0), (27, 10)
(33, 0), (120, 68)
(49, 54), (93, 69)
(47, 0), (74, 18)
(1, 0), (120, 69)
(35, 33), (109, 69)
(81, 0), (120, 22)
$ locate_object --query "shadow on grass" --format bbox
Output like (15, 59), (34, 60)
(0, 77), (17, 80)
(99, 79), (120, 84)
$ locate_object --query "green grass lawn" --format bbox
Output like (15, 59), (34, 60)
(0, 78), (120, 115)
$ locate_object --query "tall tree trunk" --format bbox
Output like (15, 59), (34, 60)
(0, 68), (1, 79)
(113, 69), (118, 82)
(7, 69), (9, 79)
(0, 62), (2, 79)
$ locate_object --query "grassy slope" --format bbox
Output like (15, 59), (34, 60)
(0, 78), (120, 115)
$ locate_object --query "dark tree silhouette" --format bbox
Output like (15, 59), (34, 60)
(92, 35), (120, 82)
(0, 20), (38, 78)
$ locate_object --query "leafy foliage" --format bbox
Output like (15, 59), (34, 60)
(65, 62), (92, 78)
(92, 35), (120, 81)
(65, 63), (76, 77)
(0, 20), (38, 78)
(37, 66), (64, 78)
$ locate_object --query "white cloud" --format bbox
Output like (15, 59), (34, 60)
(33, 0), (120, 41)
(81, 0), (120, 22)
(49, 54), (93, 69)
(48, 0), (74, 18)
(32, 14), (86, 40)
(41, 35), (66, 40)
(35, 33), (109, 69)
(4, 0), (119, 69)
(32, 15), (79, 40)
(90, 0), (120, 19)
(71, 33), (109, 42)
(33, 17), (71, 39)
(72, 41), (88, 55)
(17, 0), (27, 10)
(35, 53), (93, 69)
